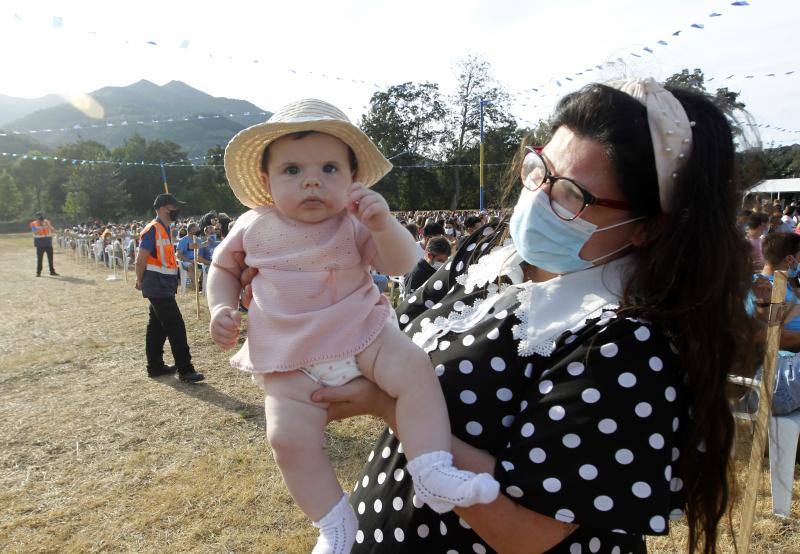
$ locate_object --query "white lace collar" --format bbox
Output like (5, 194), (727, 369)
(418, 242), (629, 358)
(455, 242), (523, 293)
(511, 256), (630, 357)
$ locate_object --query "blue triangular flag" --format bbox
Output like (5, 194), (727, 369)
(657, 40), (668, 45)
(691, 23), (704, 29)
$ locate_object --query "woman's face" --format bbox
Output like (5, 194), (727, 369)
(537, 126), (642, 264)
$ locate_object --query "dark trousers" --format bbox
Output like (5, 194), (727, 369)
(36, 244), (55, 275)
(146, 296), (192, 370)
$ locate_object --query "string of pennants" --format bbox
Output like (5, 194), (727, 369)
(3, 63), (797, 140)
(748, 123), (800, 136)
(9, 12), (388, 92)
(0, 111), (271, 138)
(0, 150), (512, 170)
(509, 0), (753, 102)
(8, 1), (753, 109)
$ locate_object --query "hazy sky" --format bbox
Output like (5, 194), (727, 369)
(1, 0), (798, 147)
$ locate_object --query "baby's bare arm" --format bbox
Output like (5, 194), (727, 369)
(207, 263), (242, 314)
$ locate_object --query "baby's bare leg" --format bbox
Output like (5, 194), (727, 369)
(357, 325), (499, 513)
(357, 324), (450, 458)
(259, 371), (342, 521)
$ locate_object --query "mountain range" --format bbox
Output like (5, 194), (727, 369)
(0, 80), (271, 159)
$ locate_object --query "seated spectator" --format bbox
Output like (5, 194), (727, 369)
(745, 213), (766, 266)
(457, 215), (483, 247)
(371, 272), (389, 293)
(749, 232), (800, 352)
(404, 236), (451, 294)
(198, 211), (218, 235)
(218, 213), (232, 239)
(417, 221), (444, 249)
(198, 225), (220, 266)
(177, 224), (211, 287)
(768, 213), (795, 235)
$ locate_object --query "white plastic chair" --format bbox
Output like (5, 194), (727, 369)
(730, 374), (800, 517)
(93, 241), (104, 269)
(179, 264), (190, 293)
(388, 275), (406, 306)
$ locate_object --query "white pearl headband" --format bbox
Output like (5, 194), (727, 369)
(606, 78), (693, 214)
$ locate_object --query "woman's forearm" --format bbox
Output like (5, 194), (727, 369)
(384, 401), (578, 554)
(449, 436), (579, 554)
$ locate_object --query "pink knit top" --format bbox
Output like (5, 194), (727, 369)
(212, 206), (391, 373)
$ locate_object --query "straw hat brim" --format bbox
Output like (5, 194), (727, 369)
(224, 120), (393, 209)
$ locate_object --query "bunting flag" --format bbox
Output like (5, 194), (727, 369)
(514, 0), (752, 97)
(0, 150), (513, 171)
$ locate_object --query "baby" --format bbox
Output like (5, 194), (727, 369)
(207, 99), (498, 554)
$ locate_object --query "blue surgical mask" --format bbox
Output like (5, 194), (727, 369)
(509, 186), (643, 274)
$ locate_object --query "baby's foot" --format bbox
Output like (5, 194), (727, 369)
(406, 451), (500, 514)
(312, 494), (357, 554)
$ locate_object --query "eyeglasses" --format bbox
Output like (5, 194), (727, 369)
(521, 146), (632, 221)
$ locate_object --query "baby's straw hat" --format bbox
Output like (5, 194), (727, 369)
(224, 98), (393, 208)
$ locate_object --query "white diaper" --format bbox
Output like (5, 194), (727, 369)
(299, 357), (361, 387)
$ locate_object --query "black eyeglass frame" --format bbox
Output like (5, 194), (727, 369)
(522, 146), (632, 221)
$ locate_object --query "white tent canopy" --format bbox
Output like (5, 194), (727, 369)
(745, 178), (800, 195)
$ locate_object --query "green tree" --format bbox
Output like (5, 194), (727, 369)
(445, 55), (514, 209)
(112, 135), (193, 215)
(10, 151), (59, 215)
(0, 171), (23, 220)
(187, 146), (244, 215)
(360, 82), (448, 210)
(665, 68), (747, 134)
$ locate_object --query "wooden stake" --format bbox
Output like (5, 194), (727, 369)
(190, 241), (201, 319)
(737, 270), (786, 552)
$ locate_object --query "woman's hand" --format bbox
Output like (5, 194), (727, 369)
(311, 377), (397, 427)
(232, 251), (257, 309)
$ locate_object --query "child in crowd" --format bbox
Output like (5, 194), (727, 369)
(207, 99), (498, 554)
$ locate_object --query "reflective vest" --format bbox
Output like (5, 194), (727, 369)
(30, 220), (52, 237)
(142, 219), (178, 275)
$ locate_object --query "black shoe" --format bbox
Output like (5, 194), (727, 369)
(147, 364), (177, 378)
(177, 367), (205, 382)
(50, 271), (59, 276)
(36, 273), (41, 277)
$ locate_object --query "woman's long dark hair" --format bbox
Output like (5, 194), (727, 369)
(505, 84), (756, 553)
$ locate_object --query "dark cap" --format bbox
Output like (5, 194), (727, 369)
(153, 193), (186, 209)
(34, 211), (44, 219)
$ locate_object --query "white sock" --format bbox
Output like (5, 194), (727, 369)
(311, 493), (357, 554)
(406, 451), (500, 514)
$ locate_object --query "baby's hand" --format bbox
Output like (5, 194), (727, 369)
(210, 306), (242, 349)
(348, 182), (390, 232)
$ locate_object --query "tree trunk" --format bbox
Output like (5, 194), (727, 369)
(450, 166), (461, 210)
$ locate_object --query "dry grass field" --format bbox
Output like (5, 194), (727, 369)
(1, 232), (799, 553)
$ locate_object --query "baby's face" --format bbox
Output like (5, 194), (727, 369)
(261, 132), (355, 224)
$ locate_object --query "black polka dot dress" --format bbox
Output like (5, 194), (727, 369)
(350, 224), (689, 553)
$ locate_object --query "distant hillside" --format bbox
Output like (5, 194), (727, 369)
(0, 80), (271, 158)
(0, 93), (64, 127)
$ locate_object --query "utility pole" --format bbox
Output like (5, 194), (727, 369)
(479, 98), (485, 211)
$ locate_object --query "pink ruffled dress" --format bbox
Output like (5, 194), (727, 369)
(212, 206), (391, 373)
